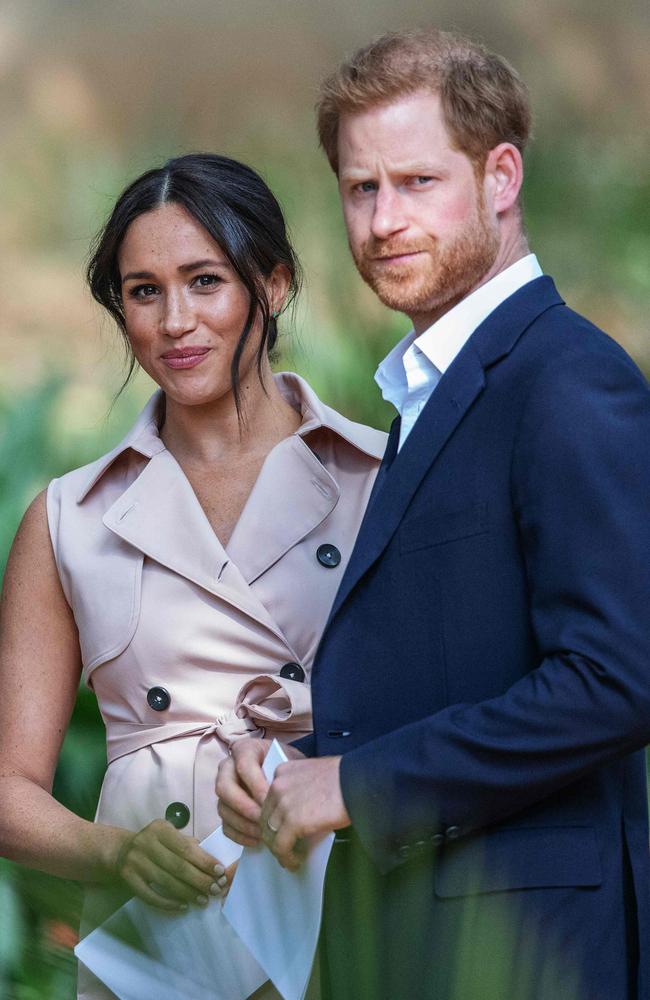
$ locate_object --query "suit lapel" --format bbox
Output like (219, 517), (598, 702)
(364, 415), (401, 514)
(329, 346), (485, 621)
(226, 435), (339, 584)
(328, 276), (565, 623)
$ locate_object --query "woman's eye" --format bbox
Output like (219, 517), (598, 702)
(130, 284), (158, 299)
(192, 273), (220, 289)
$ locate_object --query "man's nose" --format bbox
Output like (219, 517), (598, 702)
(162, 290), (197, 337)
(370, 185), (409, 241)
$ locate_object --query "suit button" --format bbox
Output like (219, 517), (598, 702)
(165, 802), (190, 829)
(147, 687), (171, 712)
(430, 833), (445, 848)
(445, 825), (461, 841)
(398, 845), (411, 859)
(280, 662), (305, 682)
(316, 544), (341, 568)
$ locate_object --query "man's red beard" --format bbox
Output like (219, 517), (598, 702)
(350, 194), (500, 322)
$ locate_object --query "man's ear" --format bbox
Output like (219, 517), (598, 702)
(484, 143), (524, 215)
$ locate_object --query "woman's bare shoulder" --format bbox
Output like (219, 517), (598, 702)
(2, 489), (74, 624)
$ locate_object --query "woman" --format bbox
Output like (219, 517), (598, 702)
(0, 153), (386, 997)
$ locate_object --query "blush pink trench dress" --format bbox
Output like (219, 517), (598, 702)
(46, 372), (386, 1000)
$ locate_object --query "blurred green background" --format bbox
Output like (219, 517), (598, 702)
(0, 0), (649, 996)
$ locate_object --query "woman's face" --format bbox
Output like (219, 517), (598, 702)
(118, 202), (283, 407)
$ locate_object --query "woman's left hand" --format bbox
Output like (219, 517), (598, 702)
(113, 819), (229, 911)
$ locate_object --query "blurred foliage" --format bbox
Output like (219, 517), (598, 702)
(0, 382), (126, 998)
(0, 1), (649, 996)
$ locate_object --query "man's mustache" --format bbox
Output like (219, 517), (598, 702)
(361, 239), (434, 260)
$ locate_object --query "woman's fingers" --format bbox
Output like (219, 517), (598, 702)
(147, 838), (222, 898)
(216, 860), (239, 901)
(128, 851), (213, 906)
(158, 825), (222, 877)
(124, 870), (189, 912)
(116, 820), (229, 904)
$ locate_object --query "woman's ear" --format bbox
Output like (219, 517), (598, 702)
(267, 264), (292, 315)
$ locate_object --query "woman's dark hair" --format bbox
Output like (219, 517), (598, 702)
(87, 153), (301, 414)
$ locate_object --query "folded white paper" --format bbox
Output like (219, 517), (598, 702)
(75, 821), (265, 999)
(75, 896), (266, 1000)
(75, 740), (334, 1000)
(223, 741), (335, 1000)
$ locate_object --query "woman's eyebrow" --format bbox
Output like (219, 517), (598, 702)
(177, 258), (225, 273)
(121, 270), (154, 283)
(121, 259), (225, 284)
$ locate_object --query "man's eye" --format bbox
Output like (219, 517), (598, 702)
(354, 181), (377, 193)
(413, 176), (434, 185)
(130, 284), (158, 299)
(193, 273), (220, 289)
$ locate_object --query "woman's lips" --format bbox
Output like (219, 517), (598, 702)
(161, 346), (210, 370)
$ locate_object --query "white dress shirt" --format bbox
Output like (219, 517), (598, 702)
(375, 254), (544, 450)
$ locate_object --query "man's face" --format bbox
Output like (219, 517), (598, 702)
(337, 90), (501, 330)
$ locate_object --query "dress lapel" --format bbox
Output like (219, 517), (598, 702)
(102, 449), (288, 640)
(226, 435), (339, 584)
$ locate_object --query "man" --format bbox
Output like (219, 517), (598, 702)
(217, 29), (650, 999)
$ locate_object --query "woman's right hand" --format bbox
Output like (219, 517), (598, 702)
(113, 820), (227, 912)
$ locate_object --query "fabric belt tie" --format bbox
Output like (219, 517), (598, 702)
(106, 673), (312, 765)
(105, 674), (312, 838)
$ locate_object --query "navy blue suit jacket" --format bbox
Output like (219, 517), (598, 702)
(298, 277), (650, 999)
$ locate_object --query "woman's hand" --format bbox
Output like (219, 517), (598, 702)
(114, 820), (228, 912)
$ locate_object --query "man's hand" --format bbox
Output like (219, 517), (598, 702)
(216, 738), (307, 846)
(260, 756), (351, 871)
(216, 739), (271, 846)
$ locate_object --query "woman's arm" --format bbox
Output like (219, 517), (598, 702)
(0, 492), (226, 909)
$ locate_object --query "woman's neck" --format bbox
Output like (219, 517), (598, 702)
(159, 367), (301, 467)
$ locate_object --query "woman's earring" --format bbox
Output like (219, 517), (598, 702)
(271, 309), (279, 319)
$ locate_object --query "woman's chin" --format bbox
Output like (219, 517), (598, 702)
(159, 376), (232, 410)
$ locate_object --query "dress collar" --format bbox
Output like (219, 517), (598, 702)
(76, 372), (385, 503)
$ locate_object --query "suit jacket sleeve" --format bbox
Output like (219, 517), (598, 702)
(291, 733), (316, 757)
(340, 343), (650, 873)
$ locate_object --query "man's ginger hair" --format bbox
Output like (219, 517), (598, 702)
(317, 28), (532, 175)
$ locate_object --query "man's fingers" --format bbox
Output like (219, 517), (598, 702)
(270, 825), (305, 871)
(262, 797), (307, 872)
(221, 821), (262, 848)
(216, 778), (263, 827)
(219, 802), (262, 844)
(234, 750), (270, 807)
(216, 757), (264, 822)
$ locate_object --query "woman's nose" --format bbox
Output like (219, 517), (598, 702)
(162, 291), (197, 337)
